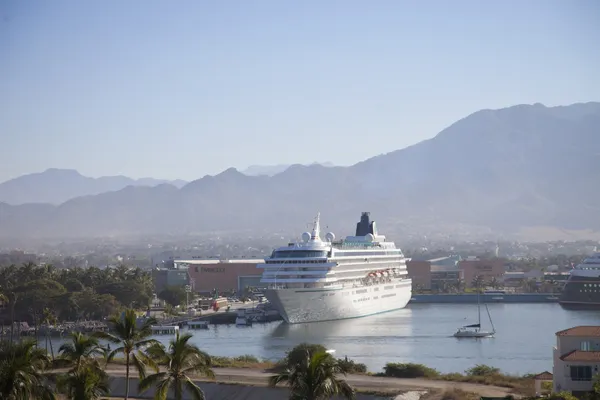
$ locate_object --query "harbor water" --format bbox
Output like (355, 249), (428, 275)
(48, 303), (599, 375)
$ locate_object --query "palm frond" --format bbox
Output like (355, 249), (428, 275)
(184, 376), (206, 400)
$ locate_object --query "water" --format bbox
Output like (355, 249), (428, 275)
(48, 303), (599, 375)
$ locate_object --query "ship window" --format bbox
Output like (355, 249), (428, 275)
(272, 250), (327, 258)
(581, 341), (591, 351)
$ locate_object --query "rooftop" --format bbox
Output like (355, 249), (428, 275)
(560, 350), (600, 362)
(533, 371), (553, 380)
(556, 326), (600, 337)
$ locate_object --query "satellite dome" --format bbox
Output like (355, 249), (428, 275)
(365, 233), (375, 243)
(325, 232), (335, 242)
(301, 232), (311, 242)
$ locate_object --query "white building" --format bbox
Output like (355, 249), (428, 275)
(553, 326), (600, 396)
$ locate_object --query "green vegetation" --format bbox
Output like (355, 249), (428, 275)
(0, 339), (56, 399)
(269, 346), (355, 400)
(377, 362), (533, 395)
(157, 285), (188, 307)
(95, 309), (158, 400)
(0, 335), (589, 399)
(140, 331), (215, 400)
(0, 263), (155, 331)
(382, 362), (440, 378)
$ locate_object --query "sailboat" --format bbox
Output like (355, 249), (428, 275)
(453, 289), (496, 338)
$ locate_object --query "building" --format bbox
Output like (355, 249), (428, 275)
(533, 371), (553, 396)
(180, 259), (264, 293)
(430, 265), (463, 291)
(459, 257), (505, 287)
(552, 326), (600, 396)
(502, 270), (544, 286)
(152, 267), (191, 293)
(406, 260), (431, 290)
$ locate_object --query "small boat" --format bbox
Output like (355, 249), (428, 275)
(150, 325), (179, 335)
(454, 290), (495, 338)
(187, 321), (209, 330)
(235, 309), (253, 326)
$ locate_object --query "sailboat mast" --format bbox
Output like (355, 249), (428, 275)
(477, 286), (481, 327)
(485, 303), (496, 333)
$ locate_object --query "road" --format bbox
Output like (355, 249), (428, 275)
(56, 365), (522, 397)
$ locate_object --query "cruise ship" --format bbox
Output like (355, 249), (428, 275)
(559, 252), (600, 310)
(258, 212), (412, 323)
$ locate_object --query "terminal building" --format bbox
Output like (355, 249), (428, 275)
(407, 256), (505, 289)
(174, 258), (265, 293)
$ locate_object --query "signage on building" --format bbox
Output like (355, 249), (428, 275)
(201, 267), (225, 273)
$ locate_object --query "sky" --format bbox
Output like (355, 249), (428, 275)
(0, 0), (599, 183)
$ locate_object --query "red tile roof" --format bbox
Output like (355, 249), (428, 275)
(533, 371), (553, 380)
(556, 326), (600, 337)
(560, 350), (600, 362)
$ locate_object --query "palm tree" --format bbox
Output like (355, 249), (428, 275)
(471, 275), (485, 291)
(42, 308), (57, 360)
(0, 339), (56, 400)
(95, 309), (158, 400)
(269, 349), (355, 400)
(140, 331), (215, 400)
(57, 363), (110, 400)
(58, 332), (105, 371)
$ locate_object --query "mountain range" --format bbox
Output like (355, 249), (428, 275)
(241, 162), (335, 177)
(0, 169), (188, 205)
(1, 102), (599, 240)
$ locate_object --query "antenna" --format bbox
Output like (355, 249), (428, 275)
(310, 212), (321, 241)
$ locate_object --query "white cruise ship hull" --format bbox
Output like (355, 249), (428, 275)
(264, 279), (412, 324)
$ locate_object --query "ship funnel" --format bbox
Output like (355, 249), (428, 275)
(355, 212), (376, 236)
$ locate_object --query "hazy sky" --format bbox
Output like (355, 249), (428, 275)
(1, 0), (598, 182)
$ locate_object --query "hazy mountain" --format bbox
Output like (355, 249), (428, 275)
(0, 169), (188, 205)
(1, 102), (598, 239)
(242, 162), (335, 176)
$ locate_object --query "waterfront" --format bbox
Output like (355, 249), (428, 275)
(47, 303), (599, 375)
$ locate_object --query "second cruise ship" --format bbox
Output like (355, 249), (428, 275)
(559, 252), (600, 310)
(258, 212), (412, 323)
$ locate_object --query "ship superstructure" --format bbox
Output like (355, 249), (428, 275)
(559, 252), (600, 310)
(258, 212), (412, 323)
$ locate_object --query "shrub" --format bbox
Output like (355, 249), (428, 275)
(285, 343), (328, 366)
(465, 364), (500, 376)
(383, 363), (439, 378)
(210, 355), (272, 369)
(337, 357), (367, 374)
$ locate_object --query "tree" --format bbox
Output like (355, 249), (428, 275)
(58, 332), (105, 371)
(43, 308), (57, 360)
(140, 331), (215, 400)
(57, 363), (110, 400)
(488, 277), (501, 289)
(95, 309), (158, 400)
(269, 349), (355, 400)
(471, 275), (485, 291)
(158, 286), (188, 308)
(0, 339), (56, 399)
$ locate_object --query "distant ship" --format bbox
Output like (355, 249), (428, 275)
(258, 212), (412, 323)
(559, 253), (600, 310)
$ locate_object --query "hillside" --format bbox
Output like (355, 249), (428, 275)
(0, 102), (598, 239)
(0, 169), (187, 205)
(241, 162), (335, 176)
